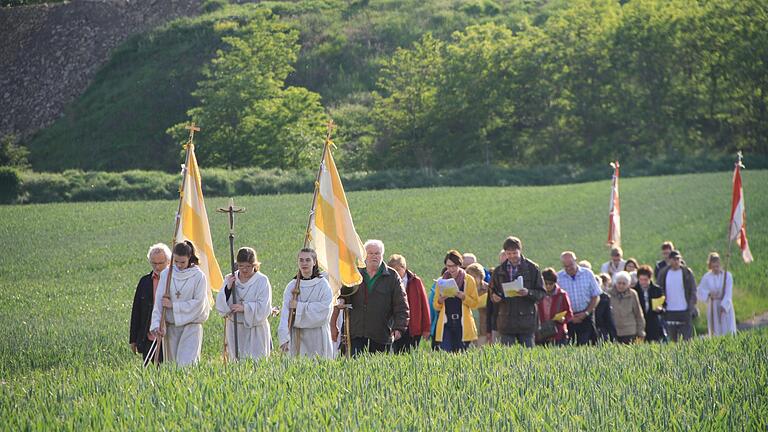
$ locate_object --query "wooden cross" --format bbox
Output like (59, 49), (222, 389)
(186, 122), (201, 143)
(216, 197), (246, 236)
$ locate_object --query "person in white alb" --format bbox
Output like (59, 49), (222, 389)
(656, 250), (697, 341)
(215, 246), (273, 360)
(697, 252), (737, 337)
(151, 241), (211, 366)
(278, 248), (334, 358)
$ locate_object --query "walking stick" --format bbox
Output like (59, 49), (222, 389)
(343, 304), (353, 358)
(217, 198), (245, 361)
(148, 123), (199, 367)
(222, 320), (229, 364)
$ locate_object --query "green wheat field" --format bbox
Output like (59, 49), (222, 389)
(1, 170), (766, 430)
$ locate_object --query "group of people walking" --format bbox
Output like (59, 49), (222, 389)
(129, 237), (738, 366)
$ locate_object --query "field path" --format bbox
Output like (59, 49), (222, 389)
(738, 311), (768, 330)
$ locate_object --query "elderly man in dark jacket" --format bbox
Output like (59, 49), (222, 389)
(129, 243), (170, 362)
(489, 236), (546, 348)
(339, 239), (409, 356)
(657, 250), (697, 341)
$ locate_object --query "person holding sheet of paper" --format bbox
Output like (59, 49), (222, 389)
(632, 265), (666, 342)
(434, 250), (479, 352)
(535, 268), (573, 346)
(488, 236), (546, 348)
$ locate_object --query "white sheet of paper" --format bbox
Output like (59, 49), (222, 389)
(436, 278), (459, 298)
(502, 276), (525, 297)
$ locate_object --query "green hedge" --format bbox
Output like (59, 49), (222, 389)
(5, 154), (767, 204)
(0, 167), (23, 204)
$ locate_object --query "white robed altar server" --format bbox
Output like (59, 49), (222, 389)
(697, 253), (737, 337)
(278, 248), (335, 358)
(151, 241), (211, 366)
(215, 247), (273, 360)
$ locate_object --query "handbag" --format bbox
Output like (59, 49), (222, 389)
(536, 293), (563, 341)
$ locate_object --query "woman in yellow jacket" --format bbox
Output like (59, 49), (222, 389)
(434, 250), (479, 352)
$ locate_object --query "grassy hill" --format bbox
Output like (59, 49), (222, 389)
(0, 171), (766, 429)
(24, 0), (564, 172)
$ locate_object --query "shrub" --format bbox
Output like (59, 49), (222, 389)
(0, 167), (22, 204)
(9, 154), (767, 204)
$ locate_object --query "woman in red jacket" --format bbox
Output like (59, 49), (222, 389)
(388, 254), (431, 353)
(536, 268), (573, 346)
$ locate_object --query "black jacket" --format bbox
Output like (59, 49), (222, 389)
(488, 257), (546, 335)
(595, 292), (617, 341)
(633, 282), (666, 342)
(345, 265), (410, 345)
(129, 272), (156, 354)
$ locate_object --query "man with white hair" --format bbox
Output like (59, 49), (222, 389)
(129, 243), (171, 361)
(558, 251), (602, 345)
(337, 239), (409, 356)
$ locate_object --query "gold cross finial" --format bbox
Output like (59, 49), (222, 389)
(186, 123), (201, 144)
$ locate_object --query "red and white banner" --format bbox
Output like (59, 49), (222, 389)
(607, 161), (621, 247)
(729, 157), (753, 263)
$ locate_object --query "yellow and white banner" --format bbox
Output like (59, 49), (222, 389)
(311, 142), (365, 297)
(176, 143), (224, 293)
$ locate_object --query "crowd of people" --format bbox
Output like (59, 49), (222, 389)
(129, 237), (738, 366)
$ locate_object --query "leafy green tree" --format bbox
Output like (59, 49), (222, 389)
(436, 23), (517, 166)
(372, 33), (445, 170)
(330, 92), (378, 172)
(168, 10), (326, 169)
(0, 134), (30, 169)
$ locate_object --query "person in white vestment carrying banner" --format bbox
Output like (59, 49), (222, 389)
(150, 241), (211, 366)
(278, 248), (335, 358)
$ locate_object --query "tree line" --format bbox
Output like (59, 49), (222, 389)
(176, 0), (767, 172)
(15, 0), (767, 173)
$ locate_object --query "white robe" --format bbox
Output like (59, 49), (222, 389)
(150, 265), (211, 366)
(277, 277), (334, 358)
(215, 270), (272, 360)
(697, 271), (737, 337)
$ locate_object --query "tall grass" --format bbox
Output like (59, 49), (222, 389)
(1, 333), (766, 430)
(0, 171), (766, 429)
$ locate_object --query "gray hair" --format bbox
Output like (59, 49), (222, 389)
(363, 239), (384, 256)
(613, 271), (631, 286)
(560, 251), (577, 261)
(147, 243), (172, 261)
